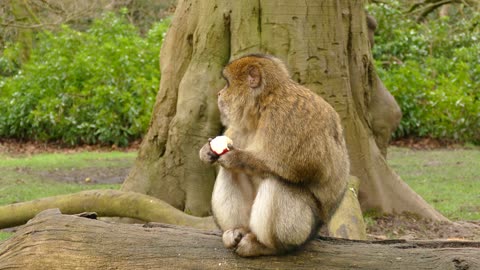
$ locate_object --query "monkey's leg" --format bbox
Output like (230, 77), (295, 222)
(211, 168), (255, 249)
(236, 178), (319, 257)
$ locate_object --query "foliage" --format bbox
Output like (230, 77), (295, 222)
(0, 42), (22, 76)
(408, 0), (480, 22)
(369, 1), (480, 144)
(0, 12), (170, 146)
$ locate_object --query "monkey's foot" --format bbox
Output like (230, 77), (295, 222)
(222, 228), (248, 249)
(235, 233), (276, 257)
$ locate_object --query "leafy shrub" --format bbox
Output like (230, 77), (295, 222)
(369, 1), (480, 144)
(0, 12), (170, 146)
(0, 42), (22, 77)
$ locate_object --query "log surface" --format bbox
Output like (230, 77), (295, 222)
(0, 209), (479, 270)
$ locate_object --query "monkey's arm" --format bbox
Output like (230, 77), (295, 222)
(217, 149), (282, 180)
(200, 142), (289, 181)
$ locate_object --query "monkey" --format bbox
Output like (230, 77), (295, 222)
(199, 54), (350, 257)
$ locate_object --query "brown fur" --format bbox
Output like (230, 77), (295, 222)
(199, 54), (349, 257)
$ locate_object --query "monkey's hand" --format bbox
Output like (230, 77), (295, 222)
(217, 149), (276, 180)
(199, 142), (220, 164)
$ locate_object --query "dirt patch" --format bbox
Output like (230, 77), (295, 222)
(1, 139), (136, 184)
(16, 166), (131, 185)
(0, 138), (140, 156)
(390, 137), (468, 150)
(366, 214), (480, 241)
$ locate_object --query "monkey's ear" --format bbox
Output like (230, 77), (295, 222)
(247, 65), (262, 88)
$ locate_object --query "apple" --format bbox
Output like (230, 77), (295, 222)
(209, 136), (233, 156)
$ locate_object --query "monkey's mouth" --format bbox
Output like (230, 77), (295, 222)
(217, 99), (230, 126)
(217, 98), (231, 114)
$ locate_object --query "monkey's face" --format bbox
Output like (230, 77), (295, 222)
(217, 57), (266, 127)
(217, 84), (233, 126)
(217, 76), (253, 127)
(217, 78), (249, 127)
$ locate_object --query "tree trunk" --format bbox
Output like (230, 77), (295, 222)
(0, 210), (478, 270)
(9, 0), (35, 62)
(122, 0), (447, 221)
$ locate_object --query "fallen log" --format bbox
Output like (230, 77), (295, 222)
(0, 209), (478, 270)
(0, 189), (215, 230)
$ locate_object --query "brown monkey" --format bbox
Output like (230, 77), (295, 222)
(199, 54), (349, 257)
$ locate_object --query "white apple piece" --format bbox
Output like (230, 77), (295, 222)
(209, 136), (233, 156)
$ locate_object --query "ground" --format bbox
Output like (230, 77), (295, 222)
(366, 214), (480, 241)
(0, 139), (138, 185)
(0, 138), (479, 241)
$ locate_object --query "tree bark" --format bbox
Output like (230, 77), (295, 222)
(122, 0), (447, 221)
(0, 209), (478, 270)
(9, 0), (35, 62)
(121, 0), (229, 216)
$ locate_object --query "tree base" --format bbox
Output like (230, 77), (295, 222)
(0, 209), (478, 270)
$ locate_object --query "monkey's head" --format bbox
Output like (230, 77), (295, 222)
(218, 54), (290, 127)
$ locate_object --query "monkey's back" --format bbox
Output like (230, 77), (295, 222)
(256, 84), (350, 220)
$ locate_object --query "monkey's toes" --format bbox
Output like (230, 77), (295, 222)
(222, 228), (245, 249)
(235, 234), (258, 257)
(235, 233), (275, 257)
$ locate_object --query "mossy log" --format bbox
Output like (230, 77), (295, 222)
(0, 209), (478, 270)
(0, 189), (214, 230)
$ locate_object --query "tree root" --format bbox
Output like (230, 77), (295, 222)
(0, 189), (215, 230)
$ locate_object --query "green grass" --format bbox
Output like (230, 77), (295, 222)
(0, 231), (11, 241)
(0, 151), (136, 205)
(0, 152), (137, 241)
(0, 176), (120, 206)
(0, 151), (135, 169)
(387, 146), (480, 221)
(0, 150), (136, 242)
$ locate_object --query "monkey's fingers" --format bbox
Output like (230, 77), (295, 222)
(207, 151), (220, 162)
(227, 143), (235, 150)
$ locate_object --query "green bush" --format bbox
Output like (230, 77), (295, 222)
(0, 12), (170, 146)
(0, 42), (22, 77)
(369, 1), (480, 144)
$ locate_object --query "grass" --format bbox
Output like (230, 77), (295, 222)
(0, 146), (478, 242)
(0, 150), (136, 241)
(387, 146), (480, 221)
(0, 151), (136, 204)
(0, 232), (11, 241)
(0, 151), (135, 169)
